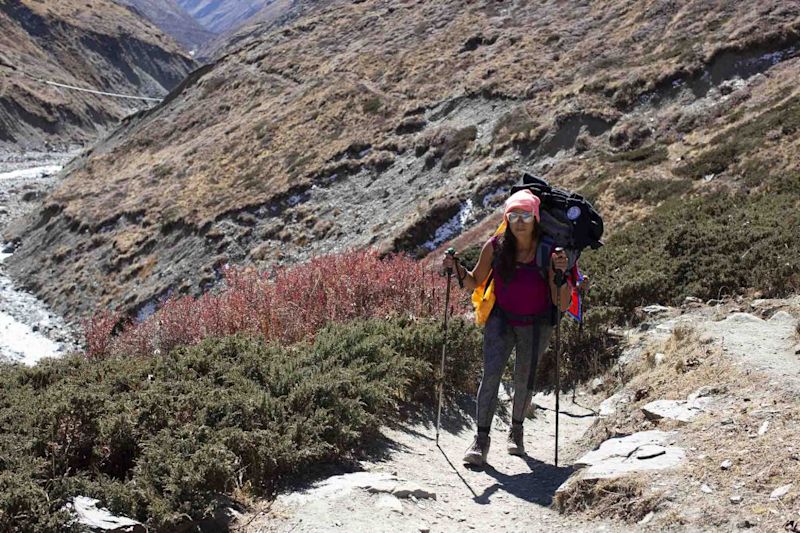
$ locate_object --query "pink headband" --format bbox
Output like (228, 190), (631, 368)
(504, 190), (540, 222)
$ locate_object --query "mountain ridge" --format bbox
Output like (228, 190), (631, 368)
(5, 0), (800, 321)
(0, 0), (197, 150)
(177, 0), (278, 34)
(116, 0), (216, 51)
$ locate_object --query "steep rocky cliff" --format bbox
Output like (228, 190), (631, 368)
(6, 0), (800, 320)
(0, 0), (196, 149)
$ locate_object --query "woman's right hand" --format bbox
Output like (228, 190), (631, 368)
(442, 251), (457, 272)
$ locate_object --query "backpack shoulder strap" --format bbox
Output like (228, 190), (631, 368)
(536, 234), (555, 274)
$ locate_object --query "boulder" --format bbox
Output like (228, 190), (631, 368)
(769, 483), (792, 501)
(571, 430), (685, 480)
(641, 399), (702, 423)
(66, 497), (145, 533)
(642, 386), (717, 423)
(767, 311), (795, 325)
(599, 390), (631, 417)
(392, 484), (437, 500)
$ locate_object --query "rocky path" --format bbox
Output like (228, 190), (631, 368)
(0, 152), (81, 364)
(238, 393), (624, 533)
(640, 297), (800, 391)
(236, 296), (800, 533)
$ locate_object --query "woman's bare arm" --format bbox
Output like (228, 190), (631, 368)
(452, 240), (494, 292)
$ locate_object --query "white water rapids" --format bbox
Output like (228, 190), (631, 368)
(0, 160), (78, 365)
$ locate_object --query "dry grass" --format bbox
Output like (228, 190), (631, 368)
(9, 0), (800, 325)
(554, 476), (664, 523)
(573, 325), (800, 530)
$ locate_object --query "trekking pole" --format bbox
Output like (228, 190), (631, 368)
(572, 275), (588, 404)
(553, 248), (565, 467)
(436, 248), (455, 446)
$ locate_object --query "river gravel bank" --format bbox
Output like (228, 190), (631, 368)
(0, 152), (82, 364)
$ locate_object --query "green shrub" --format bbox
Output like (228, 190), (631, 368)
(614, 177), (692, 204)
(534, 305), (624, 393)
(0, 468), (77, 533)
(362, 96), (383, 114)
(601, 144), (668, 167)
(457, 243), (483, 271)
(0, 317), (482, 531)
(581, 188), (800, 315)
(675, 94), (800, 179)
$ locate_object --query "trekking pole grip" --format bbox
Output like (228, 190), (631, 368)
(445, 247), (464, 288)
(445, 247), (455, 275)
(552, 246), (565, 288)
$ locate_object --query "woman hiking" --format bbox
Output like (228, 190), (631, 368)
(442, 189), (570, 466)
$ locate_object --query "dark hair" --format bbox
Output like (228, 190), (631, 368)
(495, 223), (538, 283)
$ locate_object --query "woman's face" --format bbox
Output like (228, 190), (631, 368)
(507, 208), (535, 240)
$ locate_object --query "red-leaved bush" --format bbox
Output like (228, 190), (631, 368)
(85, 249), (468, 358)
(82, 309), (121, 360)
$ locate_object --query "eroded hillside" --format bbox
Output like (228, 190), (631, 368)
(5, 0), (800, 320)
(117, 0), (216, 50)
(177, 0), (283, 34)
(0, 0), (196, 149)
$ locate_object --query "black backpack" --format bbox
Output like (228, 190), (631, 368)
(510, 172), (603, 270)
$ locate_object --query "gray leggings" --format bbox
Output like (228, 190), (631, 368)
(476, 307), (553, 433)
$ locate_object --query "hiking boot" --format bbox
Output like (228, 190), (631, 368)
(507, 425), (525, 456)
(463, 433), (490, 466)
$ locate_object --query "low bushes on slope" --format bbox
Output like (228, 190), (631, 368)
(85, 249), (466, 359)
(579, 95), (800, 316)
(0, 317), (482, 532)
(674, 94), (800, 181)
(583, 183), (800, 314)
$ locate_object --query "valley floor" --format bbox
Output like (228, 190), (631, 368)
(0, 152), (80, 364)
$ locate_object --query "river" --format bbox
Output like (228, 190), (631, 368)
(0, 152), (81, 364)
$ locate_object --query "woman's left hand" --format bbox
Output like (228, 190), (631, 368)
(551, 249), (568, 274)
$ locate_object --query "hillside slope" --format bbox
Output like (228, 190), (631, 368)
(0, 0), (196, 150)
(117, 0), (216, 50)
(5, 0), (800, 320)
(176, 0), (278, 33)
(194, 0), (301, 59)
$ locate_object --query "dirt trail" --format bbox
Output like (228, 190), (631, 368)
(238, 393), (624, 532)
(641, 297), (800, 391)
(237, 296), (800, 532)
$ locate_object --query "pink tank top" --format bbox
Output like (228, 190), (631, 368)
(490, 236), (551, 325)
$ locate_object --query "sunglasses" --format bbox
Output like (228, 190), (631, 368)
(507, 212), (534, 223)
